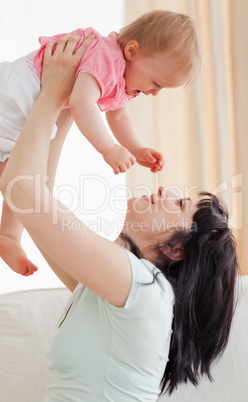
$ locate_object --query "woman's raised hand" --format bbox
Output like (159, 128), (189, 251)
(41, 34), (94, 107)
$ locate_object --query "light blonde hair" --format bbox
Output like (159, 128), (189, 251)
(117, 10), (202, 86)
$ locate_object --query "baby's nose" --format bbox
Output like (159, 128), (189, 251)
(150, 88), (160, 96)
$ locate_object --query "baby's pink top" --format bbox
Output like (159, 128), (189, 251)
(34, 27), (138, 111)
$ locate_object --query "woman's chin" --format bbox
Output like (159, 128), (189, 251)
(127, 196), (151, 214)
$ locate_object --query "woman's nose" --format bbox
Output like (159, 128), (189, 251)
(158, 186), (167, 198)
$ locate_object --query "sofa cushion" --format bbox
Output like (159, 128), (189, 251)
(0, 287), (70, 402)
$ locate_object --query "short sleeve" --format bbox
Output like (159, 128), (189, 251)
(105, 249), (174, 318)
(77, 48), (125, 99)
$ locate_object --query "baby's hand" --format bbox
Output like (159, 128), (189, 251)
(103, 144), (136, 174)
(134, 147), (165, 172)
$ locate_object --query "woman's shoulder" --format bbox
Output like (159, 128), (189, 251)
(123, 249), (175, 301)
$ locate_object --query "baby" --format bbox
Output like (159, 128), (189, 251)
(0, 10), (201, 275)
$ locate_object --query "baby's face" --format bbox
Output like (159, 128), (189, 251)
(124, 50), (188, 96)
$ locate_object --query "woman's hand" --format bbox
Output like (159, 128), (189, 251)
(41, 34), (94, 108)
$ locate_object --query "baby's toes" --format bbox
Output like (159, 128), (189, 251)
(17, 256), (38, 276)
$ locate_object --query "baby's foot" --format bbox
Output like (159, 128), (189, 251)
(0, 234), (38, 276)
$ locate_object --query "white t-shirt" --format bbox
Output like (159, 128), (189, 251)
(44, 249), (175, 402)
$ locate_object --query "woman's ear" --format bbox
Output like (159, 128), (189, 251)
(159, 243), (184, 261)
(124, 40), (139, 60)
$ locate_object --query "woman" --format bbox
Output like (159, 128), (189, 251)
(0, 36), (238, 401)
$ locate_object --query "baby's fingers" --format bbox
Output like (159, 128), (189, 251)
(124, 155), (136, 170)
(150, 162), (164, 173)
(130, 155), (136, 165)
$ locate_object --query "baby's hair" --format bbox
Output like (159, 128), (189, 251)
(117, 10), (202, 86)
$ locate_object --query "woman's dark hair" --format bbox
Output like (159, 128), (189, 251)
(120, 192), (239, 395)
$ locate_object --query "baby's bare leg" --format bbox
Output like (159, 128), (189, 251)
(0, 200), (39, 275)
(0, 160), (38, 275)
(0, 109), (73, 275)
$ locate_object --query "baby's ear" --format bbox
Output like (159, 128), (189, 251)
(124, 40), (139, 60)
(159, 243), (184, 261)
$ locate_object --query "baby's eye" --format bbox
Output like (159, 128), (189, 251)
(153, 81), (161, 88)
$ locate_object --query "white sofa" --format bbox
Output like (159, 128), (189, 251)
(0, 277), (247, 402)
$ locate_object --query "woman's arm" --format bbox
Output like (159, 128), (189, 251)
(0, 36), (132, 307)
(36, 242), (79, 292)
